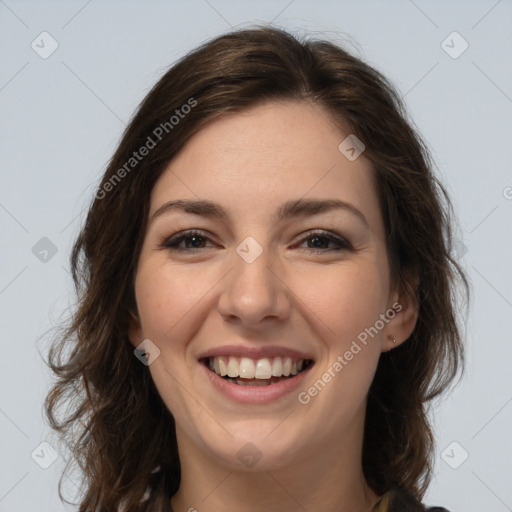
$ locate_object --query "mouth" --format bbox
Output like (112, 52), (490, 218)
(200, 356), (315, 386)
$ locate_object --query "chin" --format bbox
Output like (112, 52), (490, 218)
(196, 419), (305, 471)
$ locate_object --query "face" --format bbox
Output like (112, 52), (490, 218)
(129, 100), (417, 472)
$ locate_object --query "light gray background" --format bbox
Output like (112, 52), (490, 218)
(1, 1), (511, 511)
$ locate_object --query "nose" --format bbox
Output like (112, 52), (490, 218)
(217, 242), (291, 328)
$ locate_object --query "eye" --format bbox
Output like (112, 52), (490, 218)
(161, 230), (215, 253)
(296, 230), (353, 252)
(160, 229), (353, 254)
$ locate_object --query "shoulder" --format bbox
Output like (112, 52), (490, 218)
(387, 487), (451, 512)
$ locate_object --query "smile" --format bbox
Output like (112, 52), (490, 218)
(204, 356), (314, 385)
(198, 345), (315, 403)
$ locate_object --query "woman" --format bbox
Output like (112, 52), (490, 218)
(45, 25), (469, 511)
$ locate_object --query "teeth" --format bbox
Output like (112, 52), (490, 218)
(283, 357), (292, 377)
(208, 356), (308, 379)
(227, 357), (238, 378)
(271, 357), (283, 377)
(255, 358), (272, 379)
(218, 356), (228, 376)
(239, 357), (255, 379)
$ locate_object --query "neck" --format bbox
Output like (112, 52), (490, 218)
(170, 401), (382, 512)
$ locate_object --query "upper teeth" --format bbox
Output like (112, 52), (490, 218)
(208, 356), (306, 379)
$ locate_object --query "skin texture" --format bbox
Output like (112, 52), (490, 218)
(128, 100), (419, 512)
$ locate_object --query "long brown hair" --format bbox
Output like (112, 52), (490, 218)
(44, 25), (470, 511)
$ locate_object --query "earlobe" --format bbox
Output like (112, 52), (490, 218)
(386, 333), (397, 348)
(127, 309), (142, 349)
(382, 276), (420, 352)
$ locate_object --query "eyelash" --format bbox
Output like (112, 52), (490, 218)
(160, 229), (353, 254)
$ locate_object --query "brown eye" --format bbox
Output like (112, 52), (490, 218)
(297, 231), (352, 252)
(162, 230), (215, 253)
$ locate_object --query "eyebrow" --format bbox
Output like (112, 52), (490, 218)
(150, 198), (369, 228)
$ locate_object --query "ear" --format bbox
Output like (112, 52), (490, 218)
(127, 307), (143, 349)
(382, 270), (420, 352)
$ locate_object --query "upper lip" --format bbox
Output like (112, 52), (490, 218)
(198, 344), (315, 361)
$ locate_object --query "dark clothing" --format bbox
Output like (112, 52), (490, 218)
(385, 486), (451, 512)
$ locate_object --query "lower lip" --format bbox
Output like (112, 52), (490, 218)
(201, 362), (313, 404)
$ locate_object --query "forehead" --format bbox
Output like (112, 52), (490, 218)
(150, 100), (382, 232)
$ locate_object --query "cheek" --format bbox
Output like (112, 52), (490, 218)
(292, 266), (386, 434)
(291, 262), (387, 414)
(134, 261), (212, 343)
(294, 262), (388, 346)
(134, 263), (212, 418)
